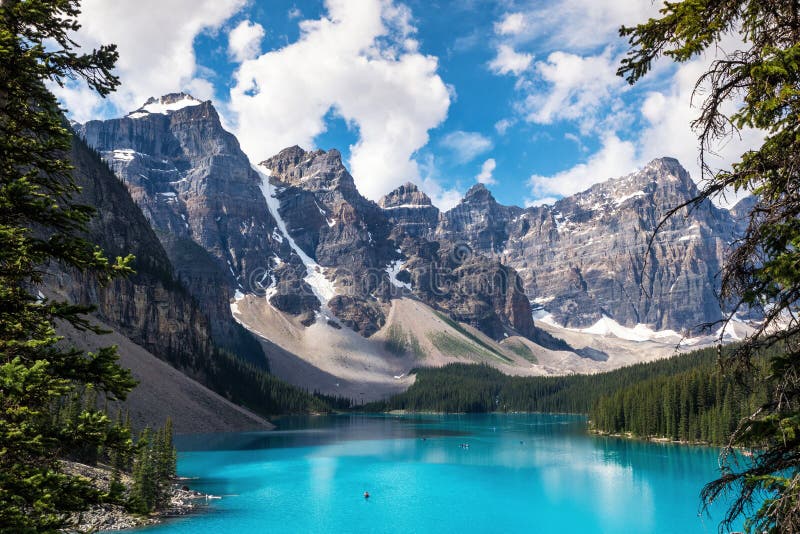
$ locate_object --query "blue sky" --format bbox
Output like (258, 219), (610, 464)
(57, 0), (760, 209)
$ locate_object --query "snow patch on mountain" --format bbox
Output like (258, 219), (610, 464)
(253, 164), (336, 308)
(128, 94), (202, 117)
(386, 259), (411, 291)
(533, 309), (684, 343)
(110, 149), (137, 161)
(230, 290), (245, 318)
(381, 204), (430, 210)
(581, 316), (680, 342)
(614, 190), (646, 206)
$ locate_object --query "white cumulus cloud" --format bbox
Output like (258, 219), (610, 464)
(494, 118), (514, 135)
(476, 158), (497, 185)
(506, 0), (658, 51)
(495, 12), (527, 36)
(52, 0), (246, 122)
(229, 0), (451, 201)
(440, 130), (493, 164)
(637, 58), (763, 186)
(493, 1), (762, 206)
(228, 20), (265, 62)
(489, 44), (533, 76)
(524, 49), (625, 132)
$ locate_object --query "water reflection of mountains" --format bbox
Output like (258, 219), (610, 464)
(175, 415), (470, 452)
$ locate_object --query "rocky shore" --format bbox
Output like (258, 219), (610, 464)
(69, 485), (208, 532)
(62, 463), (210, 533)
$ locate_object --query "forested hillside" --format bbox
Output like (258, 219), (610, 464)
(372, 345), (772, 445)
(589, 356), (766, 444)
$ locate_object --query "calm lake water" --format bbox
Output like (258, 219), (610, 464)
(130, 414), (741, 533)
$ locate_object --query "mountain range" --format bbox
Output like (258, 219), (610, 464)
(66, 93), (752, 415)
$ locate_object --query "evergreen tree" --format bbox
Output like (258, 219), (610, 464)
(618, 1), (800, 531)
(152, 421), (175, 509)
(0, 0), (136, 531)
(127, 420), (177, 514)
(107, 434), (126, 502)
(129, 428), (156, 514)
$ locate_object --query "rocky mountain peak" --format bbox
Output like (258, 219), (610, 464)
(263, 145), (306, 172)
(260, 146), (355, 192)
(550, 157), (700, 223)
(463, 182), (495, 203)
(127, 92), (204, 118)
(438, 183), (521, 255)
(379, 182), (434, 208)
(75, 94), (288, 352)
(730, 194), (756, 220)
(323, 147), (342, 163)
(487, 157), (738, 332)
(644, 156), (688, 176)
(380, 182), (439, 240)
(147, 92), (199, 105)
(639, 157), (697, 193)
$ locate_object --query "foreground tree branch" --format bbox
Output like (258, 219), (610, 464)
(620, 1), (800, 532)
(0, 1), (137, 531)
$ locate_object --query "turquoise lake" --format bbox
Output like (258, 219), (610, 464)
(131, 414), (741, 533)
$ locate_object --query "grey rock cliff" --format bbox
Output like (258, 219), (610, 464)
(261, 146), (395, 271)
(438, 183), (522, 253)
(399, 239), (538, 340)
(76, 94), (286, 353)
(259, 146), (543, 342)
(379, 182), (440, 239)
(378, 184), (543, 342)
(260, 146), (397, 335)
(438, 158), (735, 332)
(729, 194), (757, 237)
(51, 135), (267, 380)
(74, 93), (741, 346)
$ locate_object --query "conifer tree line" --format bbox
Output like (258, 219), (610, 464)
(373, 346), (717, 414)
(589, 357), (768, 444)
(54, 393), (179, 515)
(204, 350), (341, 416)
(374, 344), (773, 447)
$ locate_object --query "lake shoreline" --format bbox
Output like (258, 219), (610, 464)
(63, 462), (211, 533)
(383, 409), (585, 416)
(588, 428), (715, 447)
(383, 409), (728, 447)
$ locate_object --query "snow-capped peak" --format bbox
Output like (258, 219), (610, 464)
(127, 93), (203, 118)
